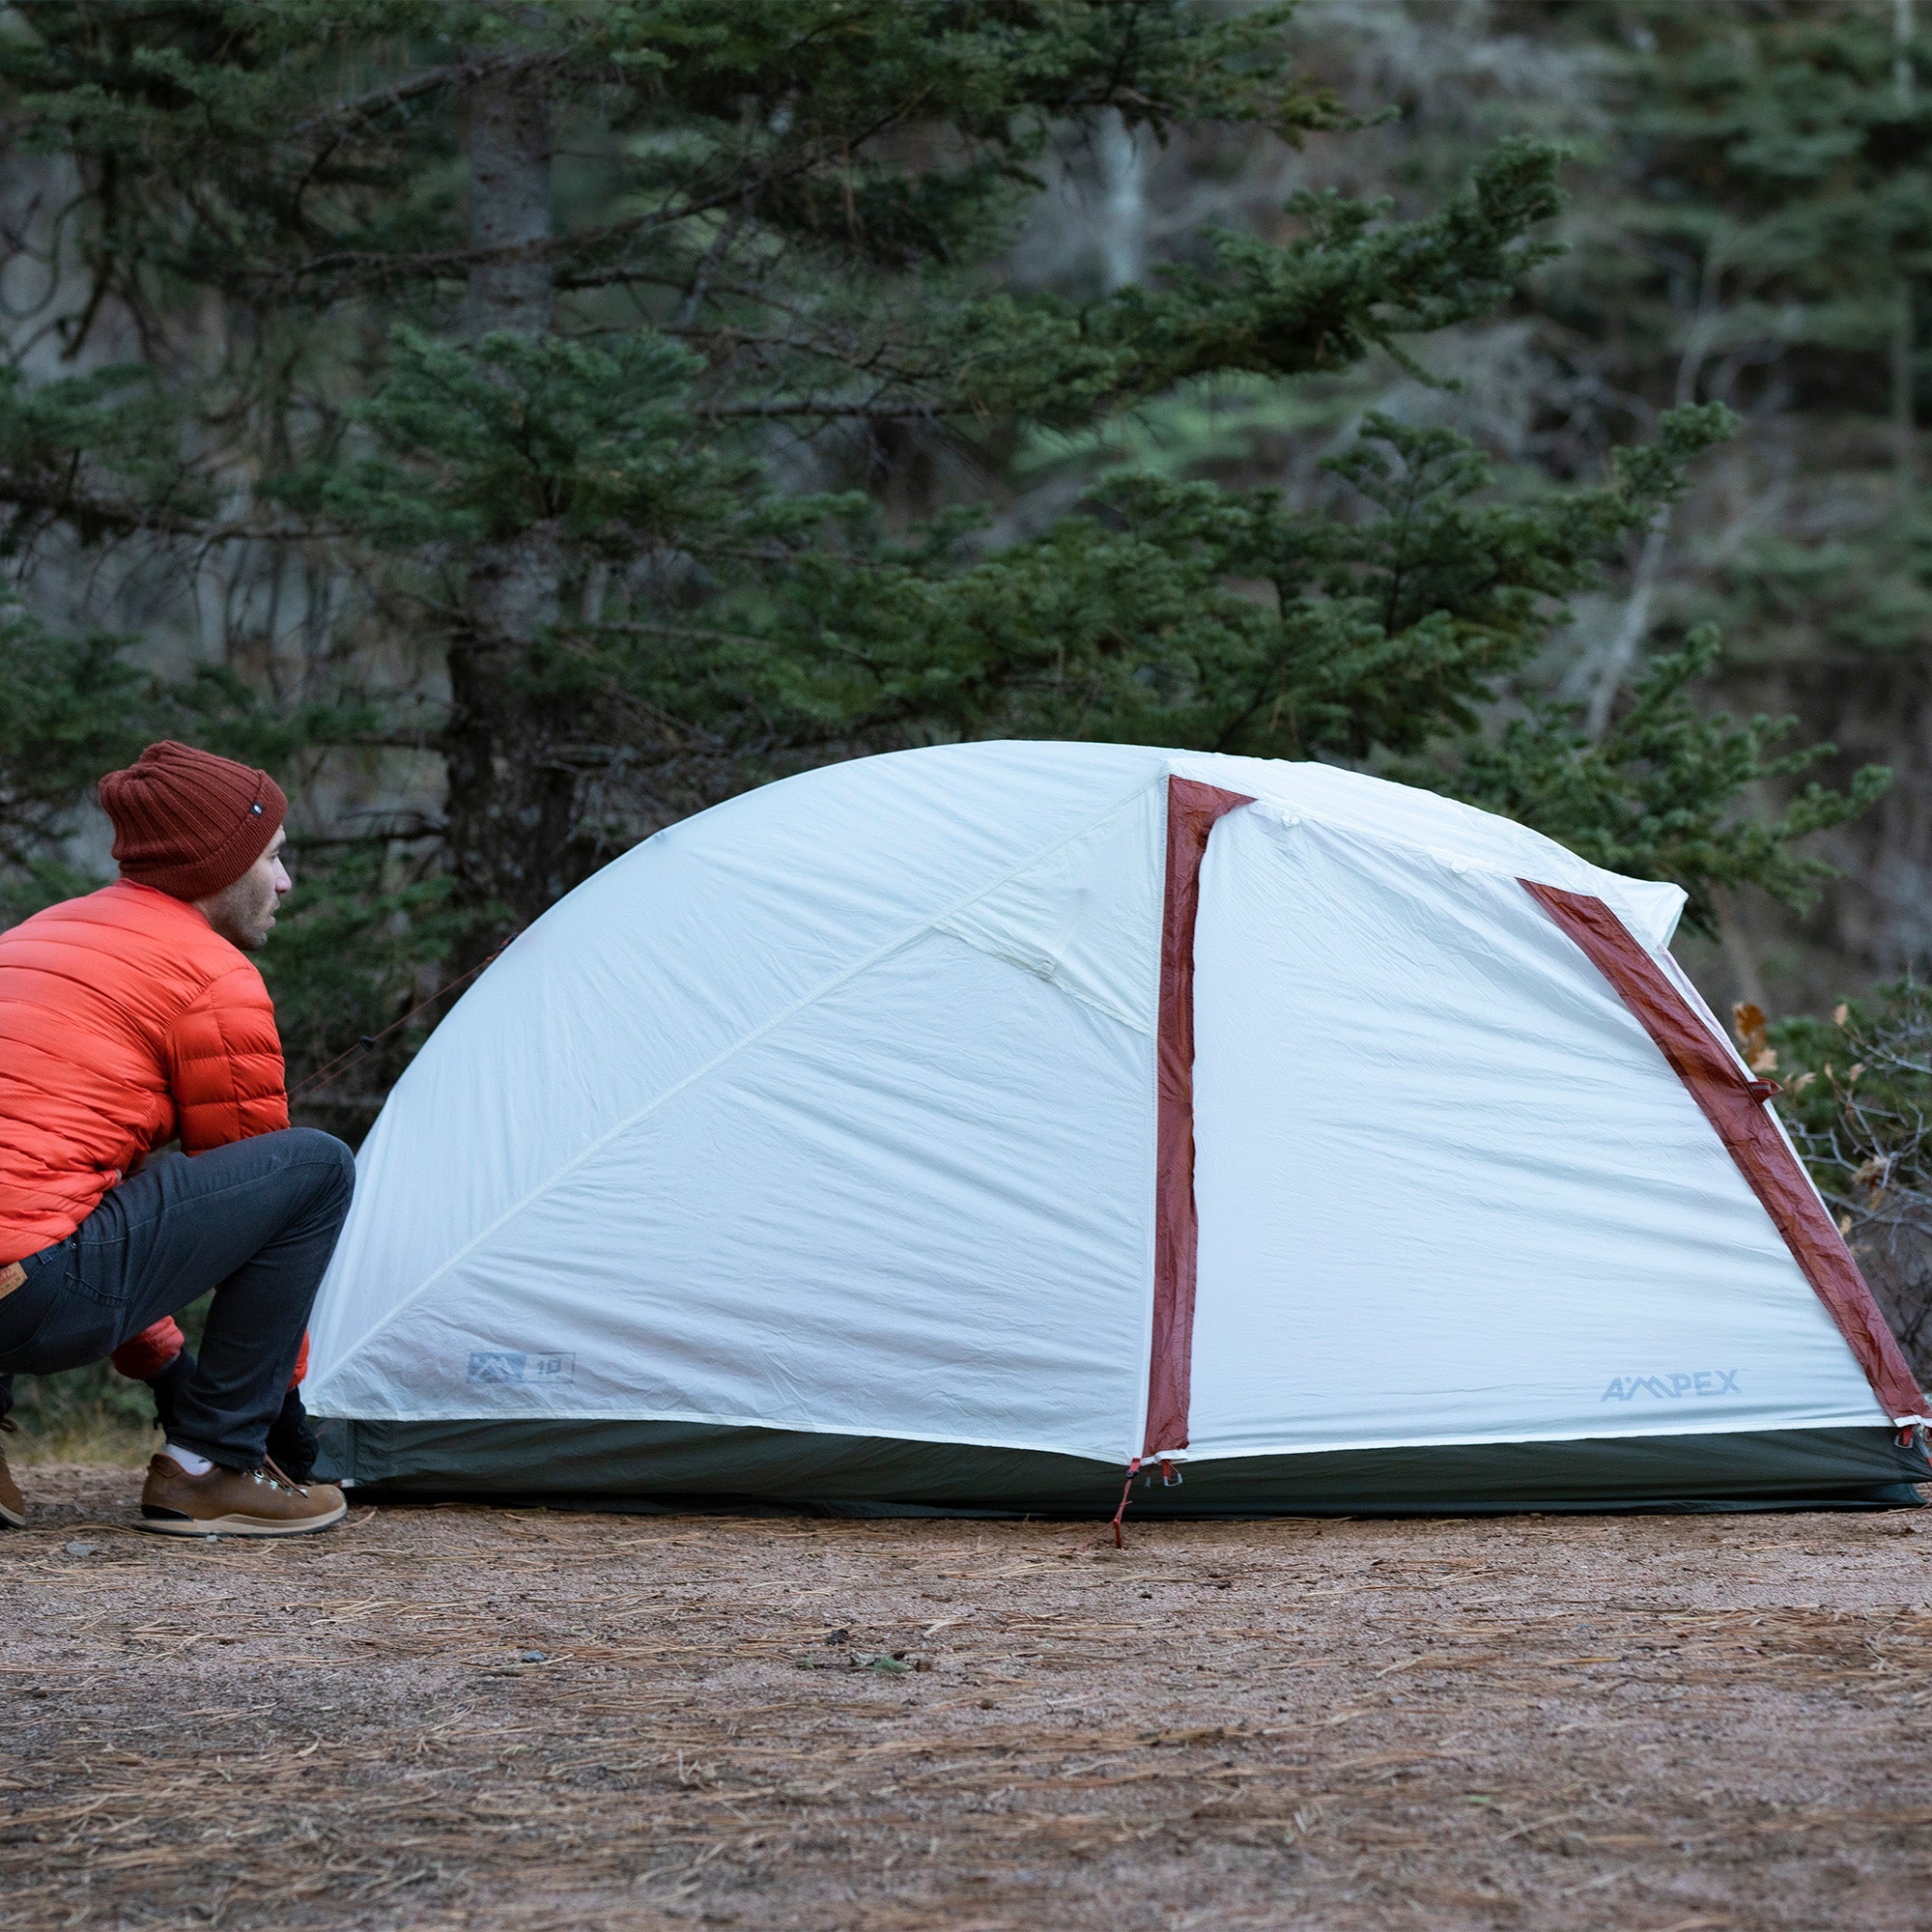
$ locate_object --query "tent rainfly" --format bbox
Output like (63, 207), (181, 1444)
(308, 742), (1931, 1514)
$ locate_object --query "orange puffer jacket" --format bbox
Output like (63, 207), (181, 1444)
(0, 879), (289, 1266)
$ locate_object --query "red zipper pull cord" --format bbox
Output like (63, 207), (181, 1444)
(1111, 1457), (1142, 1548)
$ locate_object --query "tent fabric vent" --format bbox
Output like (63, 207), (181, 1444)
(1145, 777), (1252, 1460)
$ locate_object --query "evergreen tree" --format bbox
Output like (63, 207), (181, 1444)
(0, 1), (1886, 1121)
(1544, 1), (1932, 701)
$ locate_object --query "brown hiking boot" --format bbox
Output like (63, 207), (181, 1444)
(138, 1452), (346, 1537)
(0, 1422), (24, 1530)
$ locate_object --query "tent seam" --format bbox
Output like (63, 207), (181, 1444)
(923, 924), (1153, 1037)
(309, 1400), (1136, 1463)
(1235, 795), (1685, 947)
(307, 1409), (1907, 1455)
(1170, 1411), (1910, 1460)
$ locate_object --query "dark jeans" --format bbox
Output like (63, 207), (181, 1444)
(0, 1129), (354, 1467)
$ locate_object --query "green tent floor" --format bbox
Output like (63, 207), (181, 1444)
(315, 1418), (1929, 1517)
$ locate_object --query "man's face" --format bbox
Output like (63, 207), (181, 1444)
(195, 828), (292, 950)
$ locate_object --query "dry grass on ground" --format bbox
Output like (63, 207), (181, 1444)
(2, 1463), (1929, 1931)
(6, 1414), (152, 1466)
(5, 1369), (165, 1465)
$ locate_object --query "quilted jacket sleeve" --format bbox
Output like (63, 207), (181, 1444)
(163, 961), (290, 1153)
(111, 1319), (185, 1381)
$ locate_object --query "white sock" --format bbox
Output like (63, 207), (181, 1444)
(163, 1443), (213, 1476)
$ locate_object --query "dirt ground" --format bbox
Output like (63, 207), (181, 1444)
(3, 1464), (1930, 1932)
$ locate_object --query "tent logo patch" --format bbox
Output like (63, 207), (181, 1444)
(1601, 1370), (1741, 1403)
(468, 1350), (576, 1386)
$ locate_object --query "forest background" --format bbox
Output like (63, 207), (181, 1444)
(6, 0), (1932, 1437)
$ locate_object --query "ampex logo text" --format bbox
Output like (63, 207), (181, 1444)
(467, 1350), (576, 1386)
(1601, 1370), (1741, 1402)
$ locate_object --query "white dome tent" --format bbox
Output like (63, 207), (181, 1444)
(307, 742), (1929, 1514)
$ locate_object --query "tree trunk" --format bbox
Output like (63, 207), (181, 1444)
(1894, 0), (1918, 506)
(1095, 109), (1150, 292)
(1582, 510), (1668, 741)
(467, 60), (554, 344)
(1574, 243), (1719, 736)
(444, 49), (569, 960)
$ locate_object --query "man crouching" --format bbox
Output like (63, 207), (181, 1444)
(0, 741), (351, 1535)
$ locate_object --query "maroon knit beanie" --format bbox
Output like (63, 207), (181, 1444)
(98, 741), (287, 901)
